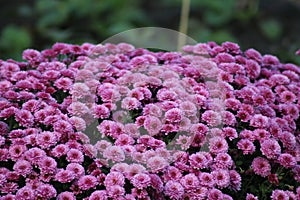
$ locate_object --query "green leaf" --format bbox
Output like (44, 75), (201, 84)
(260, 19), (282, 40)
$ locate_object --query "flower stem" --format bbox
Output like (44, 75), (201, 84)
(177, 0), (190, 51)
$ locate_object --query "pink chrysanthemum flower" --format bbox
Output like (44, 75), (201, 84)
(201, 110), (222, 127)
(199, 172), (215, 188)
(250, 114), (269, 128)
(69, 116), (86, 131)
(207, 188), (224, 200)
(260, 139), (281, 159)
(55, 169), (75, 183)
(13, 160), (32, 176)
(147, 156), (168, 173)
(270, 190), (289, 200)
(57, 191), (76, 200)
(51, 144), (69, 158)
(189, 152), (212, 169)
(15, 186), (35, 200)
(246, 193), (259, 200)
(227, 170), (241, 192)
(180, 173), (200, 190)
(93, 105), (110, 119)
(278, 153), (297, 168)
(15, 109), (34, 127)
(95, 140), (112, 153)
(66, 163), (85, 179)
(212, 169), (230, 188)
(89, 190), (108, 200)
(104, 172), (125, 187)
(78, 175), (98, 190)
(222, 127), (238, 141)
(164, 181), (185, 200)
(237, 139), (256, 155)
(121, 97), (141, 110)
(36, 184), (57, 199)
(8, 144), (27, 161)
(67, 148), (84, 163)
(252, 157), (271, 177)
(36, 131), (57, 149)
(176, 135), (192, 150)
(103, 146), (125, 162)
(143, 116), (162, 136)
(165, 108), (182, 123)
(131, 173), (151, 189)
(209, 136), (228, 155)
(107, 185), (125, 198)
(214, 153), (233, 169)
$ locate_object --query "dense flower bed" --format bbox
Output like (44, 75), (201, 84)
(0, 42), (299, 200)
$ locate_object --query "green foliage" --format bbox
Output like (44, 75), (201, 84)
(0, 25), (32, 60)
(0, 0), (299, 64)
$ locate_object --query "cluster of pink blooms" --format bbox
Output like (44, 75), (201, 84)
(0, 41), (299, 200)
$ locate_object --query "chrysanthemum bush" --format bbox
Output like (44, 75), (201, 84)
(0, 41), (299, 200)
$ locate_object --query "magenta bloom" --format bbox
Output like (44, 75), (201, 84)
(189, 152), (212, 169)
(103, 146), (125, 162)
(209, 136), (228, 155)
(36, 131), (57, 149)
(180, 173), (199, 190)
(131, 173), (151, 189)
(252, 157), (271, 177)
(260, 139), (281, 159)
(246, 193), (259, 200)
(55, 169), (75, 183)
(237, 139), (256, 155)
(104, 172), (125, 187)
(165, 108), (182, 123)
(57, 191), (76, 200)
(15, 186), (34, 200)
(165, 181), (184, 200)
(250, 114), (269, 128)
(89, 190), (108, 200)
(66, 163), (85, 178)
(78, 175), (98, 190)
(13, 160), (32, 176)
(278, 153), (296, 168)
(212, 169), (230, 188)
(15, 109), (34, 127)
(199, 172), (215, 188)
(271, 190), (289, 200)
(67, 148), (84, 163)
(36, 184), (57, 199)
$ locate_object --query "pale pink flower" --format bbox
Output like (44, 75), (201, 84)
(147, 156), (168, 172)
(143, 116), (162, 136)
(103, 146), (125, 162)
(202, 110), (222, 127)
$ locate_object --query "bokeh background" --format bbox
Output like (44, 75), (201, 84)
(1, 0), (300, 64)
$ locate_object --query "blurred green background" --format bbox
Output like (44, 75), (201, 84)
(0, 0), (300, 64)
